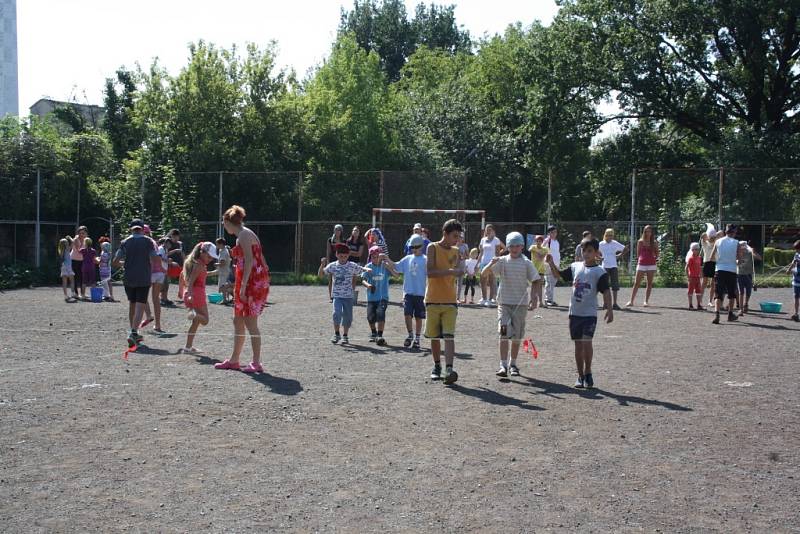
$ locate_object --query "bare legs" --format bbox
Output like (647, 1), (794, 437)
(230, 315), (261, 365)
(626, 270), (655, 306)
(574, 339), (593, 378)
(431, 338), (455, 366)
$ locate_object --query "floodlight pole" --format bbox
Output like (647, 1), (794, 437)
(218, 171), (224, 238)
(718, 166), (724, 229)
(35, 169), (41, 268)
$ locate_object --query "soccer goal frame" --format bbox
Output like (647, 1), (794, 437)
(372, 208), (485, 229)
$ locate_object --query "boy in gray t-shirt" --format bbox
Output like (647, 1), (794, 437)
(546, 238), (613, 389)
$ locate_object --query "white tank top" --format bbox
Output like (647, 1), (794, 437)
(715, 237), (738, 273)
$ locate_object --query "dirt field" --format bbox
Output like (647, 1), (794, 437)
(1, 285), (798, 532)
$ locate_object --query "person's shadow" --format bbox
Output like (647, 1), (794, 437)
(517, 376), (692, 411)
(194, 355), (303, 396)
(132, 345), (175, 356)
(447, 384), (544, 411)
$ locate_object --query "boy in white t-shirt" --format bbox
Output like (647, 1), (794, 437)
(546, 238), (613, 389)
(319, 243), (371, 344)
(598, 228), (628, 310)
(486, 232), (540, 377)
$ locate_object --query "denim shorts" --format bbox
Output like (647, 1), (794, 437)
(367, 299), (388, 323)
(403, 294), (426, 319)
(332, 297), (354, 328)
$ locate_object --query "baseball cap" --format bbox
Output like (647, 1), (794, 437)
(129, 218), (144, 229)
(200, 241), (219, 259)
(334, 224), (343, 231)
(725, 223), (738, 234)
(707, 229), (717, 238)
(413, 222), (422, 230)
(334, 243), (350, 254)
(546, 225), (557, 233)
(409, 234), (424, 247)
(506, 232), (525, 247)
(369, 245), (382, 255)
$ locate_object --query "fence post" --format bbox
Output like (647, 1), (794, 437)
(629, 168), (637, 281)
(295, 171), (303, 276)
(760, 223), (766, 275)
(76, 174), (81, 228)
(218, 171), (224, 238)
(35, 169), (41, 268)
(140, 173), (145, 217)
(379, 170), (385, 227)
(718, 166), (724, 229)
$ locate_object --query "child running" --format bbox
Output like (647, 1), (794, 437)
(58, 236), (76, 302)
(545, 238), (613, 388)
(685, 242), (703, 309)
(528, 235), (549, 312)
(485, 232), (540, 377)
(319, 243), (370, 344)
(788, 240), (800, 322)
(362, 245), (391, 345)
(386, 234), (427, 348)
(463, 248), (479, 305)
(425, 219), (465, 384)
(181, 242), (219, 354)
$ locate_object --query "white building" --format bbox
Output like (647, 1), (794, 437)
(0, 0), (18, 117)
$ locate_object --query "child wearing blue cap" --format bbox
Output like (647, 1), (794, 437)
(485, 232), (540, 377)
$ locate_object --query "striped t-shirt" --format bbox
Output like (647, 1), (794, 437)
(490, 255), (540, 305)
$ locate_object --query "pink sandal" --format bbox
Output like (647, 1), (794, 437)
(241, 362), (264, 374)
(214, 359), (240, 370)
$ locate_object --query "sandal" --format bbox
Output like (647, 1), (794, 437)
(214, 359), (240, 370)
(180, 346), (201, 354)
(139, 317), (154, 329)
(241, 362), (264, 374)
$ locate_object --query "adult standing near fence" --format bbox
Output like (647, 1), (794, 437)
(160, 229), (184, 306)
(543, 225), (560, 306)
(599, 228), (628, 310)
(71, 226), (88, 300)
(215, 205), (271, 373)
(346, 226), (366, 264)
(626, 225), (659, 307)
(404, 223), (430, 255)
(477, 224), (505, 306)
(711, 224), (743, 324)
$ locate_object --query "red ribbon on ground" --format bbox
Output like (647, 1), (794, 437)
(522, 338), (539, 359)
(123, 344), (138, 360)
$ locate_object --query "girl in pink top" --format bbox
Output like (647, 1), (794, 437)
(181, 242), (218, 354)
(626, 225), (659, 307)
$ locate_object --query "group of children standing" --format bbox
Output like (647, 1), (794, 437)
(58, 228), (115, 303)
(318, 220), (615, 389)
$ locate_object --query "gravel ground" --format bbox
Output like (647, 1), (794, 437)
(1, 285), (799, 533)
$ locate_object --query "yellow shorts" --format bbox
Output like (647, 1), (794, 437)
(424, 304), (458, 339)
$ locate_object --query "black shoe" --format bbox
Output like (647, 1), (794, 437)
(612, 304), (621, 311)
(792, 314), (799, 322)
(584, 373), (594, 388)
(712, 314), (720, 324)
(368, 333), (377, 343)
(727, 312), (738, 322)
(430, 365), (442, 380)
(403, 335), (413, 348)
(509, 365), (520, 377)
(574, 376), (585, 388)
(495, 366), (508, 378)
(376, 336), (386, 346)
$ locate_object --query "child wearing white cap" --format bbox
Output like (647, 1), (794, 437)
(485, 232), (540, 377)
(180, 241), (219, 354)
(685, 242), (703, 309)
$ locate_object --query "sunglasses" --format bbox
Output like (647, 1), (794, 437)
(410, 245), (423, 249)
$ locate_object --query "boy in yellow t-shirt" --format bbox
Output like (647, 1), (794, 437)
(528, 234), (549, 311)
(425, 219), (465, 384)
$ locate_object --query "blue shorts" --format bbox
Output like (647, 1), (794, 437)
(367, 299), (388, 324)
(569, 315), (597, 340)
(403, 294), (426, 319)
(794, 285), (800, 298)
(332, 297), (354, 328)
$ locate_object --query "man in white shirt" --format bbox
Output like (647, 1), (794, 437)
(711, 223), (743, 324)
(543, 225), (560, 306)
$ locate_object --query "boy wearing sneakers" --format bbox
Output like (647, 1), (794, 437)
(425, 219), (465, 384)
(362, 246), (391, 345)
(385, 234), (427, 349)
(486, 232), (541, 377)
(319, 243), (370, 344)
(545, 238), (613, 388)
(113, 219), (159, 347)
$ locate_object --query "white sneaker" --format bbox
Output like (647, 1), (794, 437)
(483, 300), (492, 307)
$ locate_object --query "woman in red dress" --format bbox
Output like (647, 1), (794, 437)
(215, 205), (270, 373)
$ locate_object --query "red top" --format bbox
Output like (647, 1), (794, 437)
(232, 242), (270, 317)
(687, 255), (702, 277)
(637, 242), (657, 266)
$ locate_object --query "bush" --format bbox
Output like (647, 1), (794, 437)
(763, 247), (796, 267)
(0, 264), (56, 290)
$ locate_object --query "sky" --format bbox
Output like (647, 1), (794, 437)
(15, 0), (561, 114)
